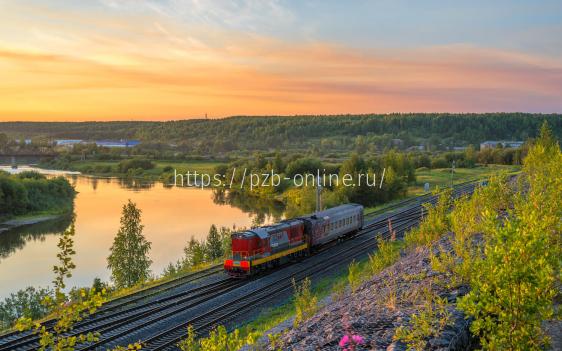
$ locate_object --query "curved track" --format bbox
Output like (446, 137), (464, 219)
(0, 181), (480, 351)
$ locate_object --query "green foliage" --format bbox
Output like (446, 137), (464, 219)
(205, 224), (223, 261)
(284, 157), (323, 177)
(456, 132), (561, 350)
(394, 288), (452, 351)
(2, 114), (560, 153)
(0, 287), (52, 330)
(53, 221), (77, 299)
(347, 260), (362, 293)
(183, 236), (207, 268)
(15, 217), (107, 351)
(107, 200), (152, 288)
(368, 237), (402, 275)
(177, 325), (198, 351)
(404, 189), (451, 249)
(0, 173), (74, 218)
(118, 159), (155, 173)
(430, 175), (513, 287)
(177, 324), (248, 351)
(292, 277), (318, 327)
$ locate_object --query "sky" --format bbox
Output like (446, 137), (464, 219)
(0, 0), (561, 121)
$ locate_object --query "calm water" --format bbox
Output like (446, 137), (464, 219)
(0, 167), (283, 299)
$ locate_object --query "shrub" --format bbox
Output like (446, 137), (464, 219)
(117, 159), (154, 173)
(404, 189), (451, 249)
(293, 277), (318, 327)
(394, 288), (452, 350)
(457, 134), (561, 350)
(368, 238), (402, 275)
(347, 260), (362, 293)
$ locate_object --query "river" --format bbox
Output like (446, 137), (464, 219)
(0, 166), (284, 299)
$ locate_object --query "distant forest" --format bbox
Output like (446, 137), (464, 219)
(1, 113), (561, 152)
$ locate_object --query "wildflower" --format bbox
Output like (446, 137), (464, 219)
(339, 333), (365, 350)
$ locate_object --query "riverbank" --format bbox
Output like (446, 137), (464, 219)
(0, 214), (63, 234)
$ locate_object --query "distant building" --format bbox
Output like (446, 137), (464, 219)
(451, 146), (467, 151)
(55, 139), (83, 146)
(480, 141), (524, 150)
(95, 140), (140, 148)
(407, 145), (425, 151)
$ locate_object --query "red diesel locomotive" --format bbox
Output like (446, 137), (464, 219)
(224, 204), (364, 277)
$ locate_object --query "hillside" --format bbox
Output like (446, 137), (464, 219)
(1, 114), (561, 152)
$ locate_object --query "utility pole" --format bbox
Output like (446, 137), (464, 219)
(316, 175), (323, 212)
(450, 160), (455, 188)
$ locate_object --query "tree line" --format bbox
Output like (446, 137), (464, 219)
(0, 171), (75, 219)
(2, 113), (560, 154)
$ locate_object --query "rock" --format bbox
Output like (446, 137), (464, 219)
(386, 341), (407, 351)
(269, 235), (474, 351)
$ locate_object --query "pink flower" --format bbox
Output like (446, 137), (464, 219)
(339, 334), (350, 347)
(339, 333), (365, 350)
(352, 335), (365, 345)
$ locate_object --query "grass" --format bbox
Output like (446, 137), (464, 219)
(230, 265), (351, 346)
(410, 164), (520, 195)
(64, 160), (224, 179)
(364, 164), (521, 214)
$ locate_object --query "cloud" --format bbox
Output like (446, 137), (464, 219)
(0, 1), (561, 120)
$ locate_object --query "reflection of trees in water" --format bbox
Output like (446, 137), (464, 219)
(0, 215), (73, 261)
(212, 189), (285, 226)
(117, 178), (155, 191)
(90, 177), (98, 191)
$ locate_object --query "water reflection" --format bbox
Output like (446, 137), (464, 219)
(0, 215), (73, 261)
(212, 189), (285, 226)
(0, 174), (281, 299)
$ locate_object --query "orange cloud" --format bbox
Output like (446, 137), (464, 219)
(0, 15), (561, 121)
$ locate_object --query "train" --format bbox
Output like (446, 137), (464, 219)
(224, 203), (364, 277)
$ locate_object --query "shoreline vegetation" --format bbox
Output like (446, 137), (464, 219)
(0, 171), (75, 224)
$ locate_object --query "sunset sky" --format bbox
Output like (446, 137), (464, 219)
(1, 0), (561, 121)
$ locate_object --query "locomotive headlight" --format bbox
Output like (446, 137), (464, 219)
(224, 259), (233, 268)
(240, 261), (250, 270)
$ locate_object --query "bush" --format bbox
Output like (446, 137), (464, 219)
(293, 277), (318, 327)
(404, 189), (451, 249)
(457, 136), (561, 350)
(0, 287), (52, 330)
(394, 288), (452, 350)
(0, 174), (74, 217)
(117, 159), (155, 173)
(368, 237), (402, 275)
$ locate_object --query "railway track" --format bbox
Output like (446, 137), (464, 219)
(0, 265), (224, 351)
(144, 206), (427, 350)
(0, 181), (480, 351)
(141, 182), (479, 350)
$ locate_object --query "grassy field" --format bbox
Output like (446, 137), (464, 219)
(66, 160), (223, 178)
(365, 164), (520, 214)
(410, 164), (520, 195)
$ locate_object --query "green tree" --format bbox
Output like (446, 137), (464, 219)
(107, 200), (152, 288)
(0, 287), (52, 330)
(537, 120), (557, 151)
(184, 236), (205, 267)
(16, 220), (106, 351)
(205, 224), (223, 260)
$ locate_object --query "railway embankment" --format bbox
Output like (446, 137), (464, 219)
(255, 234), (473, 350)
